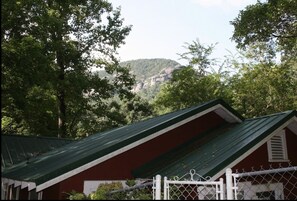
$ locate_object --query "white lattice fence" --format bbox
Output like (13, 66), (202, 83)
(227, 165), (297, 200)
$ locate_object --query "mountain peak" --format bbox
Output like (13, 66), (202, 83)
(120, 59), (182, 95)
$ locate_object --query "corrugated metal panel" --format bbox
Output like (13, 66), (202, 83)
(1, 135), (75, 169)
(2, 99), (239, 185)
(133, 110), (296, 178)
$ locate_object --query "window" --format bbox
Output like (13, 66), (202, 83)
(267, 130), (288, 162)
(256, 191), (275, 200)
(237, 182), (284, 200)
(197, 185), (224, 200)
(197, 186), (217, 200)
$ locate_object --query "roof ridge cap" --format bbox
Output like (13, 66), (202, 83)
(246, 110), (295, 121)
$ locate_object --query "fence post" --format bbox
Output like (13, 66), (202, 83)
(155, 175), (161, 200)
(226, 168), (233, 200)
(163, 176), (167, 200)
(219, 178), (224, 200)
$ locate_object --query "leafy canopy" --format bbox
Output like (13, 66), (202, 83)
(1, 0), (134, 138)
(231, 0), (297, 60)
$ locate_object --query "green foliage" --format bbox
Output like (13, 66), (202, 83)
(74, 94), (154, 138)
(178, 38), (217, 75)
(125, 180), (136, 187)
(137, 84), (162, 101)
(230, 0), (297, 117)
(153, 66), (231, 115)
(89, 182), (124, 200)
(153, 0), (297, 118)
(66, 180), (152, 200)
(120, 95), (155, 124)
(153, 40), (232, 115)
(1, 0), (134, 138)
(2, 0), (296, 139)
(153, 36), (297, 118)
(67, 190), (88, 200)
(121, 58), (181, 80)
(96, 58), (182, 101)
(1, 116), (29, 135)
(231, 0), (297, 60)
(229, 59), (297, 118)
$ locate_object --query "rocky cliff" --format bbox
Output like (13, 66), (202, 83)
(131, 65), (181, 93)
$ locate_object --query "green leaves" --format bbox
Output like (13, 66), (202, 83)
(153, 36), (296, 118)
(178, 38), (217, 76)
(153, 40), (231, 115)
(231, 0), (297, 59)
(1, 0), (134, 138)
(153, 66), (230, 115)
(229, 0), (297, 117)
(229, 61), (297, 118)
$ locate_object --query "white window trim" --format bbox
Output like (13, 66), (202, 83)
(237, 181), (284, 200)
(267, 130), (289, 162)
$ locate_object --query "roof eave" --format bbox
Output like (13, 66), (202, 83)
(210, 110), (297, 180)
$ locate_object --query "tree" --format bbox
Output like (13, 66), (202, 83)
(74, 95), (155, 139)
(120, 95), (155, 124)
(229, 60), (297, 118)
(153, 67), (231, 114)
(1, 0), (133, 138)
(231, 0), (297, 60)
(153, 40), (232, 114)
(230, 0), (297, 117)
(178, 38), (217, 76)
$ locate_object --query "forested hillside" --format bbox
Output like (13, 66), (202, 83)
(96, 58), (182, 100)
(121, 58), (181, 79)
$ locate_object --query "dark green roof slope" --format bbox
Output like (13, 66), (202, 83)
(1, 135), (75, 170)
(133, 110), (297, 179)
(2, 99), (240, 185)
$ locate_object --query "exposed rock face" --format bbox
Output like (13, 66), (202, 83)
(94, 58), (183, 98)
(131, 65), (181, 93)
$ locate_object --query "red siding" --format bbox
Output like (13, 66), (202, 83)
(286, 128), (297, 165)
(43, 112), (225, 199)
(19, 188), (28, 200)
(42, 183), (60, 200)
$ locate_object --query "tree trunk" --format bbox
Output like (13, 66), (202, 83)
(58, 89), (66, 138)
(56, 46), (66, 138)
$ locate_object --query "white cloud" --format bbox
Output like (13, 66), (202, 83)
(192, 0), (256, 10)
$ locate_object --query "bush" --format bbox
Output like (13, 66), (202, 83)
(66, 180), (152, 200)
(89, 182), (125, 200)
(67, 190), (88, 200)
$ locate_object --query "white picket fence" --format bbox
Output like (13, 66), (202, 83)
(153, 165), (297, 200)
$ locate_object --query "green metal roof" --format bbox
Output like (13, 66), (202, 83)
(1, 134), (75, 170)
(133, 110), (297, 179)
(2, 99), (240, 185)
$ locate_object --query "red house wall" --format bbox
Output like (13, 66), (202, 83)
(42, 183), (61, 200)
(19, 188), (28, 200)
(42, 112), (226, 199)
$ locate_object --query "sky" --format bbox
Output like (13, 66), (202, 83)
(109, 0), (258, 65)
